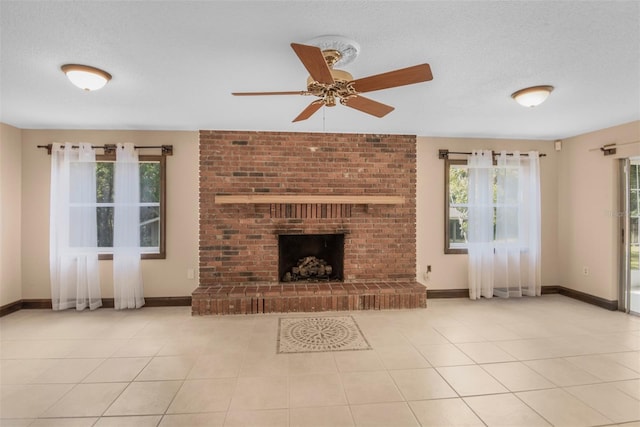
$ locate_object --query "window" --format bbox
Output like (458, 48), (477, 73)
(94, 155), (166, 259)
(445, 159), (469, 253)
(446, 158), (523, 253)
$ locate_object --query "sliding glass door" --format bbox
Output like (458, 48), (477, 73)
(620, 157), (640, 315)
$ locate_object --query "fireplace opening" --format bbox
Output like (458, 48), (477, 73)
(278, 234), (344, 282)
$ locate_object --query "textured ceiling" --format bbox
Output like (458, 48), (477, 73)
(1, 1), (638, 140)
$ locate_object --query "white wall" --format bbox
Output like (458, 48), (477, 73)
(416, 136), (560, 290)
(20, 130), (199, 299)
(558, 121), (640, 301)
(0, 123), (23, 306)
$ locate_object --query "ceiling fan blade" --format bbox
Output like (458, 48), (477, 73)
(343, 95), (395, 118)
(232, 91), (307, 96)
(351, 64), (433, 93)
(292, 100), (324, 122)
(291, 43), (334, 85)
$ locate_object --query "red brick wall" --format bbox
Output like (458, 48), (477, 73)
(199, 130), (416, 286)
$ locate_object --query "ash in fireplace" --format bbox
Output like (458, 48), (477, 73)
(282, 256), (334, 282)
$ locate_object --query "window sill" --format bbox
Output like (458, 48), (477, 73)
(444, 247), (530, 255)
(445, 248), (468, 255)
(98, 253), (165, 260)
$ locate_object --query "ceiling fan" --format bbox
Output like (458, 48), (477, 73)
(232, 40), (433, 122)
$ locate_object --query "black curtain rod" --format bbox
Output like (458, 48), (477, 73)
(37, 144), (173, 156)
(438, 149), (546, 159)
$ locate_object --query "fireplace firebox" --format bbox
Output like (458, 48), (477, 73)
(278, 234), (344, 282)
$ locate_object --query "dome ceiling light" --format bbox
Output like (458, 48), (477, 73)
(511, 85), (554, 107)
(61, 64), (112, 91)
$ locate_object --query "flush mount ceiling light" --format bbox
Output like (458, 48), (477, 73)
(511, 85), (554, 107)
(61, 64), (112, 91)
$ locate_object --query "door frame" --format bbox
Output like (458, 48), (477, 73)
(618, 158), (630, 312)
(619, 157), (640, 315)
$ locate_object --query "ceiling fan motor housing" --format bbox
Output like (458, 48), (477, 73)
(306, 67), (356, 106)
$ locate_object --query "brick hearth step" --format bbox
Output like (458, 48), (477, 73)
(191, 281), (427, 315)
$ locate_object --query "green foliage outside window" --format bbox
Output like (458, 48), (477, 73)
(446, 160), (518, 252)
(96, 162), (114, 248)
(448, 165), (468, 243)
(139, 162), (161, 248)
(95, 161), (161, 250)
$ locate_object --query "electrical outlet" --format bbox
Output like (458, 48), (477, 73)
(582, 266), (589, 276)
(187, 268), (195, 280)
(423, 265), (432, 281)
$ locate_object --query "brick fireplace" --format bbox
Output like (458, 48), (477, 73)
(193, 130), (426, 315)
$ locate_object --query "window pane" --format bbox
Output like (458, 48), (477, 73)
(93, 155), (164, 258)
(631, 217), (639, 271)
(449, 166), (468, 205)
(495, 206), (519, 242)
(140, 162), (160, 203)
(494, 163), (519, 244)
(631, 164), (638, 189)
(450, 206), (467, 243)
(96, 206), (113, 247)
(494, 167), (519, 204)
(96, 162), (114, 203)
(631, 190), (639, 216)
(446, 161), (469, 252)
(140, 206), (160, 247)
(69, 206), (96, 247)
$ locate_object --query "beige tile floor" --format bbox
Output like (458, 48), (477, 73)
(0, 295), (639, 427)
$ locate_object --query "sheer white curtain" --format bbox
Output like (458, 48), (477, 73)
(493, 151), (541, 297)
(467, 150), (494, 300)
(493, 151), (520, 297)
(467, 150), (541, 299)
(113, 143), (145, 309)
(50, 143), (102, 310)
(522, 151), (542, 296)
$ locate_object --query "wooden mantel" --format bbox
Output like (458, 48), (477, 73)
(214, 194), (405, 205)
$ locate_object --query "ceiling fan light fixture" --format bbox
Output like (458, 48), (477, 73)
(511, 85), (554, 107)
(305, 35), (361, 67)
(61, 64), (112, 91)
